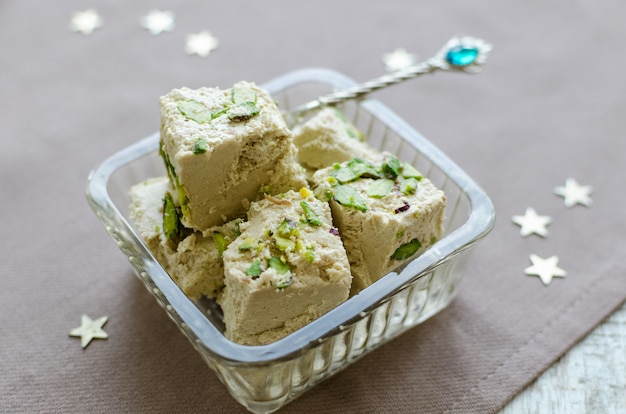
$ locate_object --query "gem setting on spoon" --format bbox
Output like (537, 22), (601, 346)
(435, 35), (492, 73)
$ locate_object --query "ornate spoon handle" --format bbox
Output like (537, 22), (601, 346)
(287, 35), (492, 120)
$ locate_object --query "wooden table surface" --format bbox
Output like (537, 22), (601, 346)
(500, 300), (626, 414)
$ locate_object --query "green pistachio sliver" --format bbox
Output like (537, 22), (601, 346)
(234, 219), (243, 237)
(268, 256), (291, 275)
(366, 178), (394, 198)
(331, 158), (379, 183)
(245, 259), (263, 278)
(391, 238), (422, 260)
(399, 177), (419, 195)
(238, 237), (257, 251)
(212, 232), (229, 256)
(277, 219), (299, 238)
(273, 235), (296, 252)
(177, 186), (189, 217)
(211, 107), (229, 120)
(348, 158), (379, 179)
(192, 138), (208, 154)
(178, 100), (212, 124)
(401, 162), (423, 180)
(231, 86), (257, 104)
(381, 155), (402, 178)
(331, 166), (359, 183)
(333, 184), (368, 212)
(304, 246), (316, 263)
(227, 102), (260, 122)
(300, 200), (322, 226)
(162, 192), (182, 240)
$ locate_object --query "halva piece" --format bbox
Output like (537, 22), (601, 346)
(312, 155), (446, 294)
(159, 81), (306, 231)
(292, 107), (379, 172)
(129, 176), (241, 299)
(219, 189), (352, 345)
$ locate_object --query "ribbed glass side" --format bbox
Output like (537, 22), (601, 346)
(202, 247), (470, 414)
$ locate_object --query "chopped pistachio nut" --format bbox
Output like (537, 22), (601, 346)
(381, 155), (402, 178)
(162, 191), (182, 240)
(391, 238), (422, 260)
(231, 86), (257, 105)
(300, 200), (322, 226)
(399, 177), (419, 195)
(333, 184), (368, 212)
(304, 246), (316, 263)
(245, 259), (263, 278)
(212, 231), (230, 256)
(159, 140), (179, 186)
(227, 101), (260, 122)
(299, 187), (312, 198)
(238, 237), (257, 251)
(401, 162), (423, 180)
(210, 106), (229, 120)
(177, 186), (189, 217)
(367, 178), (394, 198)
(273, 235), (296, 252)
(178, 100), (212, 124)
(331, 158), (379, 183)
(268, 256), (291, 275)
(277, 219), (299, 238)
(192, 138), (208, 154)
(234, 219), (243, 237)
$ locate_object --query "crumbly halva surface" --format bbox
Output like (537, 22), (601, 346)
(312, 154), (446, 293)
(160, 81), (306, 231)
(129, 176), (241, 299)
(292, 107), (379, 172)
(219, 189), (352, 346)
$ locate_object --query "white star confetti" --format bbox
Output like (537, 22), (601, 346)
(512, 207), (552, 238)
(524, 254), (566, 285)
(554, 178), (593, 208)
(70, 9), (103, 35)
(185, 31), (219, 57)
(69, 314), (108, 348)
(140, 9), (175, 35)
(382, 48), (417, 72)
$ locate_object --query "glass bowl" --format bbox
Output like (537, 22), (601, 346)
(86, 68), (495, 414)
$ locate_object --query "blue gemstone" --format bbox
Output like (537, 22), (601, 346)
(445, 45), (479, 66)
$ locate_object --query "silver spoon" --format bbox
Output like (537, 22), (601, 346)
(284, 35), (492, 124)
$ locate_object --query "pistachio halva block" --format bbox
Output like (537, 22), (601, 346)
(129, 176), (241, 299)
(219, 189), (352, 345)
(159, 81), (306, 231)
(312, 155), (446, 294)
(292, 107), (379, 171)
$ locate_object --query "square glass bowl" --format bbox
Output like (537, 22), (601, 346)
(86, 68), (495, 414)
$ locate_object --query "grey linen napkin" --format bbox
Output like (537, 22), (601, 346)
(1, 1), (624, 413)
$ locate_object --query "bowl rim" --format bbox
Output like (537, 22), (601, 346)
(86, 67), (495, 364)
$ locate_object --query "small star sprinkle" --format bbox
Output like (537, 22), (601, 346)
(70, 9), (103, 35)
(141, 9), (175, 35)
(524, 254), (566, 285)
(554, 178), (593, 208)
(69, 314), (108, 348)
(185, 31), (219, 57)
(382, 48), (417, 72)
(512, 207), (552, 238)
